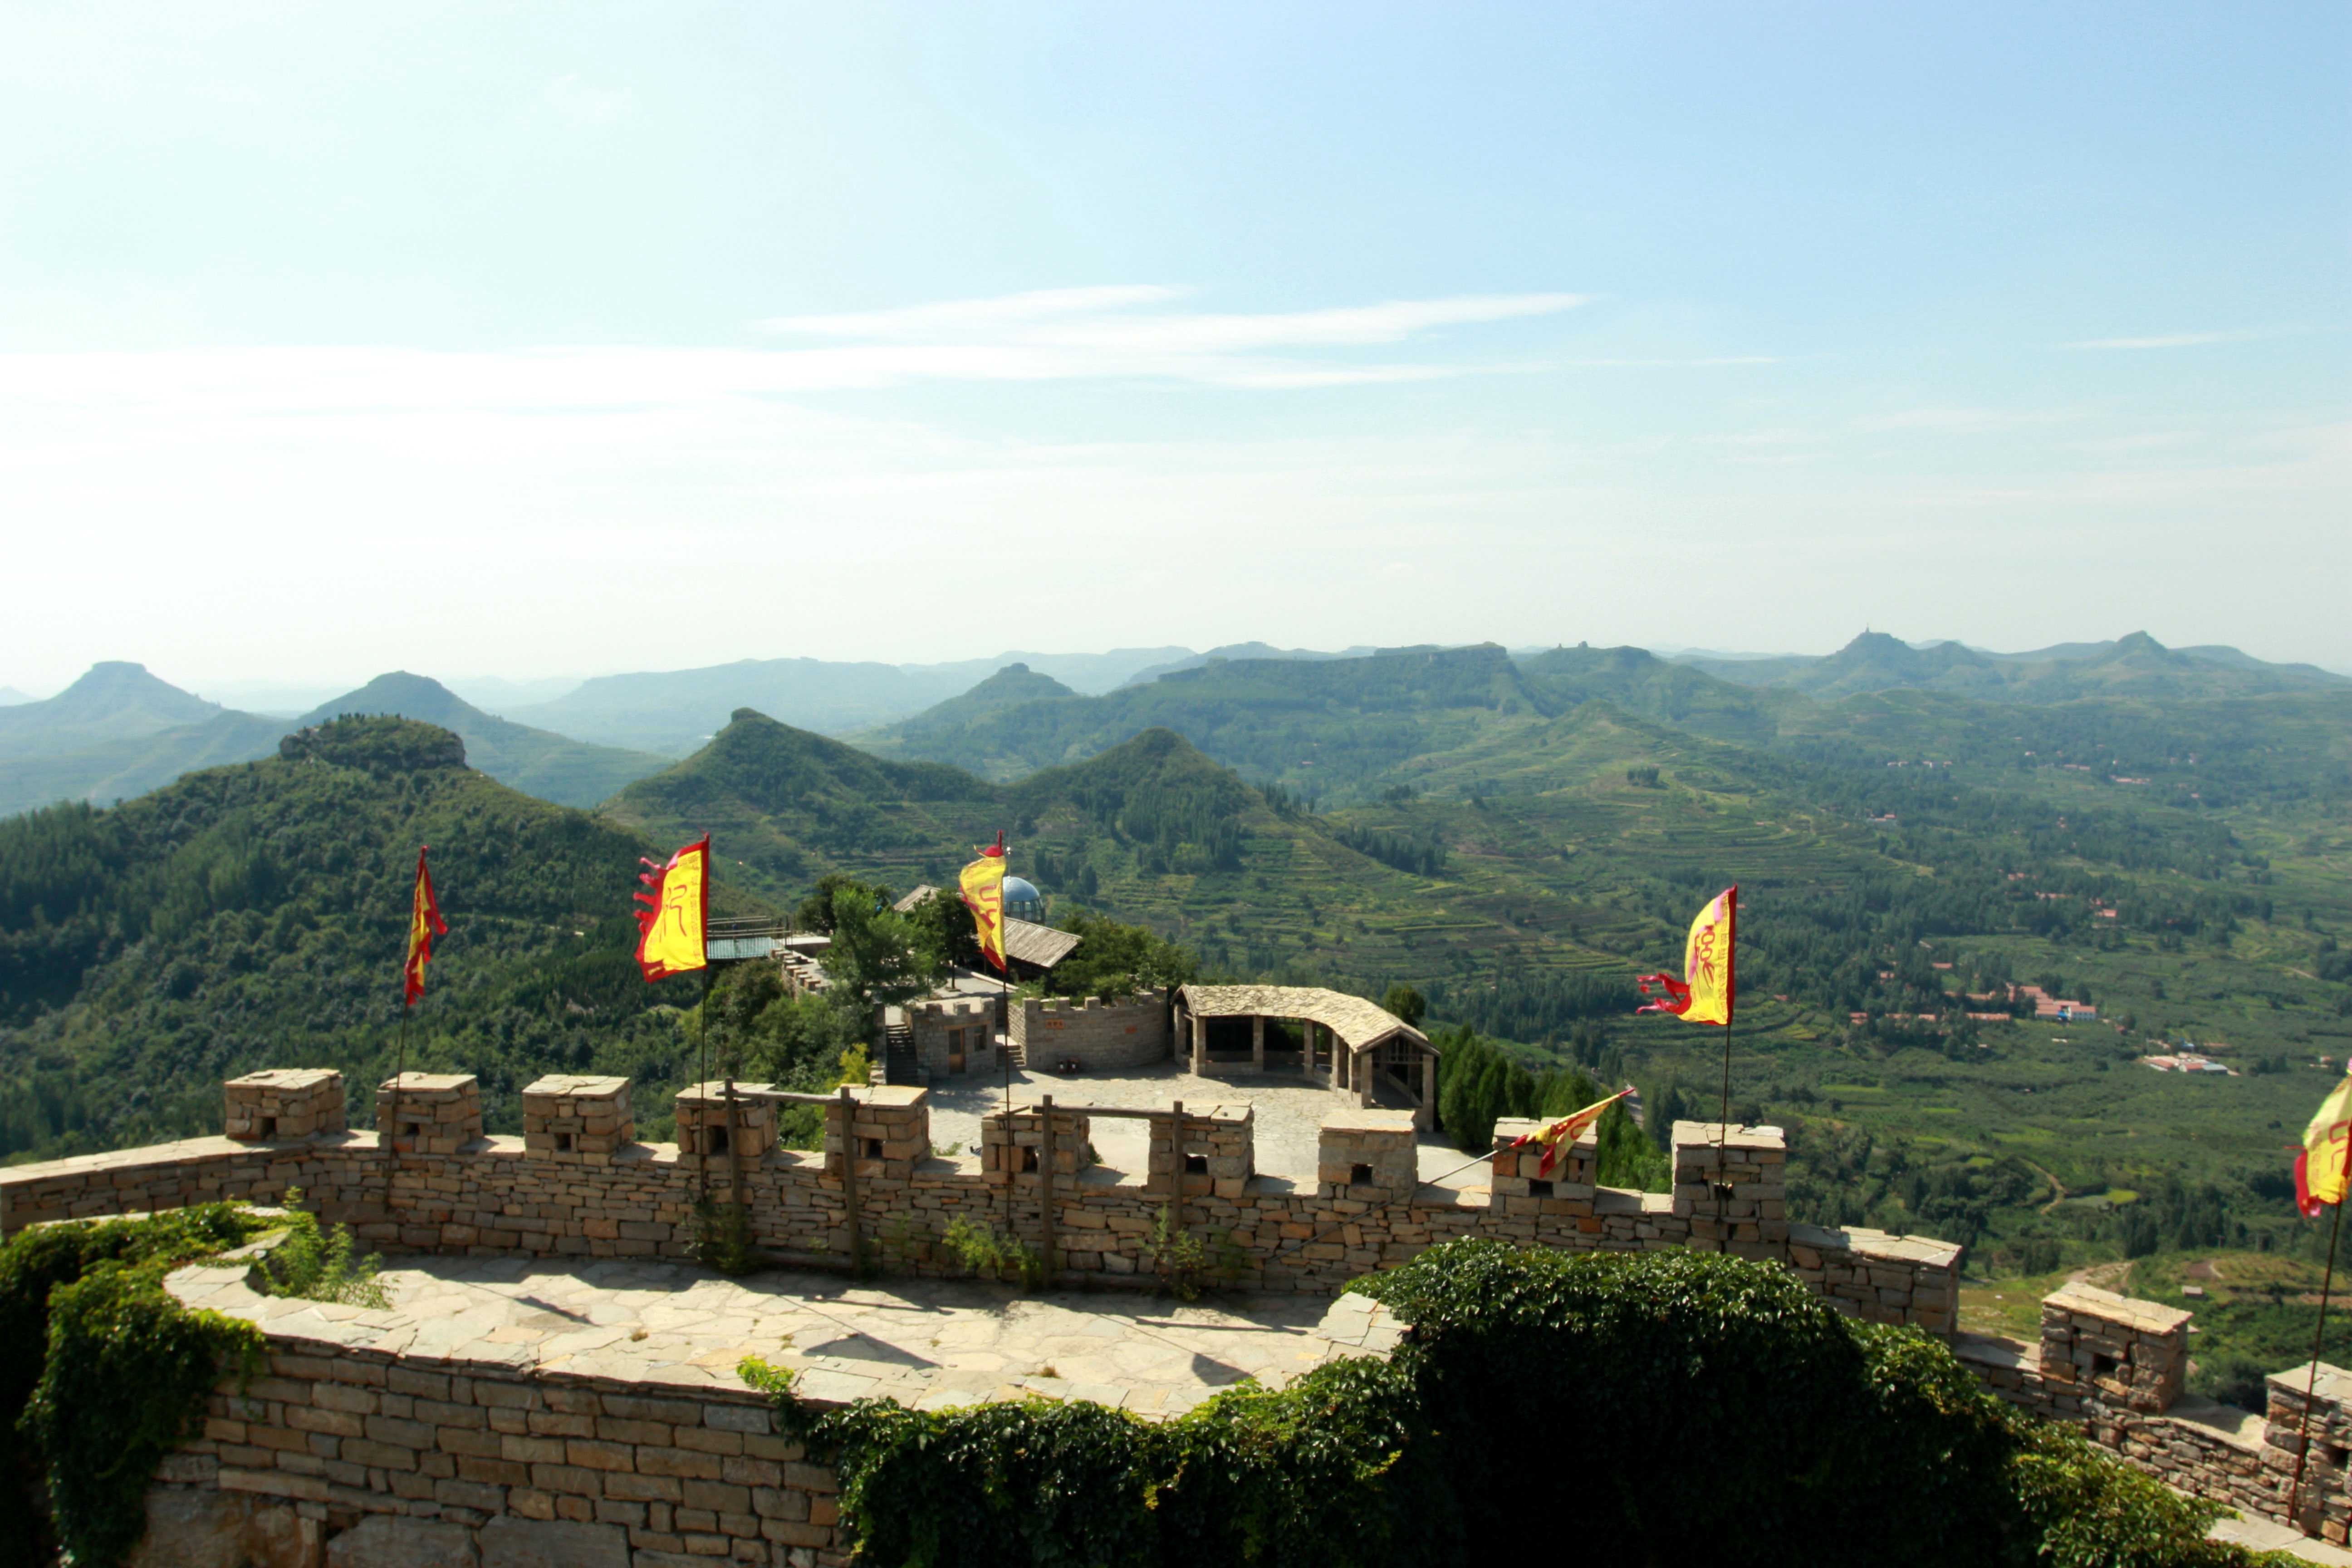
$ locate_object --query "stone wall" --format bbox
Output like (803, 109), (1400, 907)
(0, 1071), (1959, 1325)
(1951, 1279), (2352, 1544)
(135, 1299), (843, 1567)
(1011, 990), (1171, 1072)
(904, 998), (996, 1080)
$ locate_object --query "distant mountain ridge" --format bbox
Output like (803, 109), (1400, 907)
(1673, 631), (2347, 702)
(503, 647), (1194, 753)
(294, 673), (671, 808)
(0, 666), (671, 818)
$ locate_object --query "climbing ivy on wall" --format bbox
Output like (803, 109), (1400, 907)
(746, 1240), (2298, 1568)
(0, 1201), (381, 1568)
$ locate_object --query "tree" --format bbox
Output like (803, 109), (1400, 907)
(1381, 983), (1427, 1028)
(821, 898), (937, 1017)
(1040, 914), (1197, 1000)
(796, 873), (894, 936)
(903, 887), (983, 974)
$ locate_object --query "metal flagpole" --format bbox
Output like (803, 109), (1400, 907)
(383, 1004), (410, 1214)
(2290, 1183), (2348, 1530)
(1715, 1008), (1734, 1253)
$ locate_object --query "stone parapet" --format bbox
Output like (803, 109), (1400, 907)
(1787, 1223), (1960, 1333)
(981, 1104), (1093, 1184)
(1154, 1103), (1253, 1199)
(223, 1069), (345, 1142)
(819, 1085), (930, 1179)
(375, 1074), (481, 1156)
(1670, 1121), (1788, 1256)
(520, 1074), (633, 1159)
(1318, 1108), (1417, 1201)
(2042, 1282), (2190, 1413)
(1013, 988), (1172, 1072)
(674, 1082), (778, 1166)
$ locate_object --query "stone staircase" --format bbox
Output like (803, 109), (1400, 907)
(882, 1022), (918, 1086)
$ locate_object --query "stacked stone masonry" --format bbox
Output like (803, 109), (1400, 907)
(375, 1074), (482, 1157)
(1010, 989), (1171, 1073)
(134, 1321), (845, 1568)
(1953, 1281), (2352, 1543)
(904, 997), (997, 1080)
(26, 1068), (2352, 1555)
(521, 1076), (634, 1161)
(226, 1070), (347, 1143)
(0, 1069), (2028, 1565)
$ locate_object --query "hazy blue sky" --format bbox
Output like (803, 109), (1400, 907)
(3, 2), (2345, 694)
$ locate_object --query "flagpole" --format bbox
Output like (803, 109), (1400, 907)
(1000, 829), (1013, 1122)
(383, 1002), (410, 1215)
(2290, 1181), (2349, 1529)
(1715, 1007), (1734, 1254)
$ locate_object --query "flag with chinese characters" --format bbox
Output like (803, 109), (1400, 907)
(2296, 1070), (2352, 1216)
(633, 837), (710, 982)
(1508, 1087), (1634, 1177)
(1637, 886), (1735, 1026)
(403, 847), (446, 1005)
(959, 837), (1007, 972)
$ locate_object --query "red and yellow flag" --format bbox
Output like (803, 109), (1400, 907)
(403, 846), (446, 1006)
(1509, 1087), (1634, 1177)
(1637, 886), (1736, 1026)
(960, 836), (1008, 972)
(633, 837), (710, 982)
(2296, 1071), (2352, 1216)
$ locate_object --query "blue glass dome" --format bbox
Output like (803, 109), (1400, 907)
(1003, 876), (1046, 923)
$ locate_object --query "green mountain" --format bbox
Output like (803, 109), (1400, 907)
(0, 662), (226, 756)
(298, 672), (671, 808)
(0, 717), (744, 1162)
(0, 709), (290, 818)
(502, 648), (1196, 755)
(1681, 631), (2348, 703)
(0, 688), (30, 707)
(860, 643), (1559, 790)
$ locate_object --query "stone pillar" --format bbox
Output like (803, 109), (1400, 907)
(1670, 1121), (1789, 1259)
(673, 1082), (776, 1168)
(1420, 1049), (1437, 1131)
(225, 1069), (345, 1142)
(1191, 1012), (1207, 1074)
(1317, 1109), (1417, 1202)
(1356, 1053), (1374, 1109)
(2040, 1283), (2190, 1414)
(375, 1073), (482, 1155)
(520, 1075), (633, 1159)
(1251, 1015), (1265, 1072)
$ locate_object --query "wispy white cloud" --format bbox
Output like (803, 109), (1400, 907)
(751, 286), (1592, 387)
(1853, 406), (2089, 434)
(2064, 329), (2262, 350)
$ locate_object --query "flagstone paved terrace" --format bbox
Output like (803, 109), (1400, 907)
(165, 1254), (1405, 1416)
(921, 1059), (1486, 1190)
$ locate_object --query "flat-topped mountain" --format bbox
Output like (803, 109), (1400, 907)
(0, 661), (225, 756)
(0, 715), (745, 1158)
(298, 672), (669, 808)
(1678, 630), (2346, 703)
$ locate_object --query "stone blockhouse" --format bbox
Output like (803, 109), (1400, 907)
(905, 997), (998, 1079)
(1011, 989), (1172, 1072)
(225, 1070), (347, 1142)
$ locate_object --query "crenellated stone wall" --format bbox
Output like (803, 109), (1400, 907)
(0, 1071), (1959, 1319)
(1011, 989), (1171, 1072)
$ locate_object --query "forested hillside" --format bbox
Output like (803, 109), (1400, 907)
(0, 717), (731, 1161)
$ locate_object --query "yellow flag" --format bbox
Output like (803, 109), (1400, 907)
(1509, 1087), (1634, 1177)
(633, 837), (709, 981)
(2299, 1072), (2352, 1213)
(1637, 886), (1736, 1027)
(960, 843), (1007, 972)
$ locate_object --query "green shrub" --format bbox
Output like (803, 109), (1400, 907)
(0, 1204), (280, 1568)
(745, 1240), (2296, 1568)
